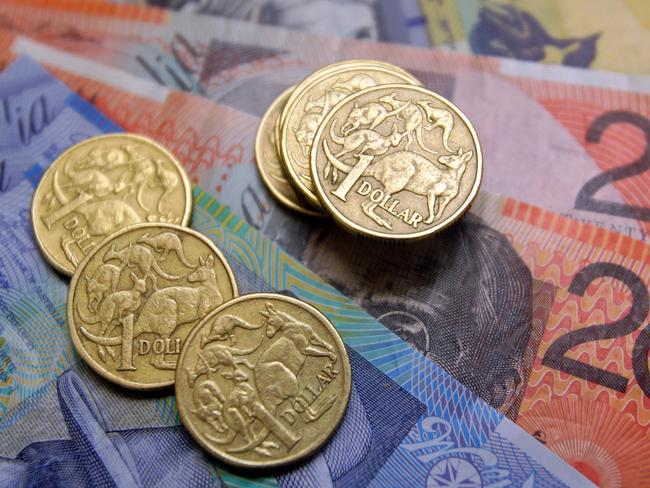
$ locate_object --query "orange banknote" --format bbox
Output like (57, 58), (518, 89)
(2, 5), (650, 484)
(489, 196), (650, 486)
(3, 34), (648, 485)
(0, 31), (260, 210)
(2, 0), (650, 246)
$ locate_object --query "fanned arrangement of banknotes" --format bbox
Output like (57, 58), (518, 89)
(1, 1), (650, 487)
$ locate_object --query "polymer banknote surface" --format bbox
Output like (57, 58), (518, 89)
(110, 0), (650, 74)
(418, 0), (650, 74)
(3, 1), (650, 241)
(0, 55), (121, 403)
(1, 21), (649, 482)
(112, 0), (431, 45)
(0, 55), (591, 487)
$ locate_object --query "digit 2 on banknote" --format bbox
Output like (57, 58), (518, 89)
(542, 262), (650, 397)
(576, 112), (650, 222)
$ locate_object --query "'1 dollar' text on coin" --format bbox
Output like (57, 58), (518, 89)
(67, 223), (238, 390)
(176, 293), (351, 468)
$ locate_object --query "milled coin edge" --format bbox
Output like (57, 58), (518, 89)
(67, 222), (238, 390)
(175, 292), (352, 469)
(31, 133), (193, 276)
(310, 83), (484, 241)
(255, 87), (327, 218)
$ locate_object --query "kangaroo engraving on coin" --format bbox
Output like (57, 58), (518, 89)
(176, 293), (351, 468)
(311, 84), (482, 240)
(32, 134), (192, 275)
(255, 87), (325, 217)
(280, 61), (420, 207)
(68, 223), (238, 390)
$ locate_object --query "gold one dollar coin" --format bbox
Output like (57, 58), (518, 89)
(255, 87), (326, 217)
(68, 223), (238, 390)
(32, 133), (192, 275)
(176, 293), (351, 468)
(311, 84), (482, 240)
(280, 60), (420, 208)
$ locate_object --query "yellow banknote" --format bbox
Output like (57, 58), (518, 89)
(420, 0), (650, 74)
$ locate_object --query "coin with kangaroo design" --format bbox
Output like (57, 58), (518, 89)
(32, 133), (192, 275)
(68, 223), (238, 390)
(175, 293), (351, 468)
(279, 61), (420, 208)
(256, 87), (326, 217)
(310, 84), (483, 241)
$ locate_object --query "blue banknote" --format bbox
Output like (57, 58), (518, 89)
(0, 57), (221, 487)
(0, 182), (593, 488)
(0, 57), (591, 487)
(0, 56), (118, 194)
(0, 55), (121, 427)
(0, 56), (66, 193)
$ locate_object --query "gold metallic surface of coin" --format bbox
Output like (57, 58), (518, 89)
(311, 84), (483, 241)
(279, 60), (420, 134)
(68, 223), (238, 390)
(176, 293), (351, 468)
(279, 60), (420, 129)
(255, 87), (326, 217)
(274, 95), (284, 169)
(32, 134), (192, 275)
(280, 61), (421, 207)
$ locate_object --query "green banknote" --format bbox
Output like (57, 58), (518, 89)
(1, 182), (590, 487)
(0, 58), (589, 486)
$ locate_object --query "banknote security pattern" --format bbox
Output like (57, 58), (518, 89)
(21, 117), (352, 466)
(0, 24), (604, 485)
(16, 93), (350, 467)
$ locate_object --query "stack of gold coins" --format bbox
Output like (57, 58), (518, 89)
(31, 132), (351, 469)
(255, 60), (483, 241)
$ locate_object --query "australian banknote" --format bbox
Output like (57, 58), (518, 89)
(1, 181), (593, 488)
(162, 0), (650, 74)
(0, 56), (228, 487)
(417, 0), (650, 74)
(0, 55), (71, 194)
(2, 34), (649, 485)
(109, 0), (431, 45)
(19, 0), (650, 75)
(0, 55), (591, 487)
(4, 1), (650, 478)
(4, 0), (650, 243)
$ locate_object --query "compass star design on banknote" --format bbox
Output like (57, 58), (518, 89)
(31, 134), (192, 275)
(176, 293), (351, 468)
(311, 84), (482, 240)
(68, 223), (238, 390)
